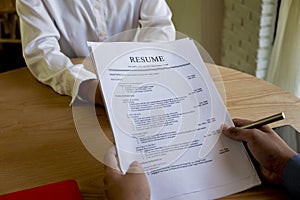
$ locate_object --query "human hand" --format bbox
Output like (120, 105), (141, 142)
(71, 57), (95, 73)
(78, 79), (103, 105)
(221, 118), (297, 184)
(71, 57), (103, 105)
(103, 147), (150, 200)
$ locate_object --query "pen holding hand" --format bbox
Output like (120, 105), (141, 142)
(239, 112), (285, 129)
(221, 117), (297, 184)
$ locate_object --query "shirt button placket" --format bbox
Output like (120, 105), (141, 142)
(94, 0), (107, 41)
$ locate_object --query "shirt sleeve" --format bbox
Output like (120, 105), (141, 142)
(282, 153), (300, 197)
(137, 0), (176, 42)
(16, 0), (96, 104)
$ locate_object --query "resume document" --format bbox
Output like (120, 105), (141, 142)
(89, 39), (261, 200)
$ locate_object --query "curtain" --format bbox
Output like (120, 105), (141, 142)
(266, 0), (300, 98)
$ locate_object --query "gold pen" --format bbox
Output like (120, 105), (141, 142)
(239, 112), (285, 129)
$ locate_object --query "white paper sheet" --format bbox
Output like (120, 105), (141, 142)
(89, 39), (261, 200)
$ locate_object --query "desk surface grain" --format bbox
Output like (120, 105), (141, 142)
(1, 67), (299, 199)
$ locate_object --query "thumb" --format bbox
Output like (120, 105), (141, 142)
(127, 161), (145, 174)
(221, 124), (251, 142)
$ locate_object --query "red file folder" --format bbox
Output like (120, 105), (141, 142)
(0, 180), (82, 200)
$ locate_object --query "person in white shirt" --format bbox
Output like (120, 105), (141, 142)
(16, 0), (175, 105)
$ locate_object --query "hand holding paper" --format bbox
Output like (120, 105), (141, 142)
(90, 39), (261, 199)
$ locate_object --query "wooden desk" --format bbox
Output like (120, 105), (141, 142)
(0, 67), (299, 199)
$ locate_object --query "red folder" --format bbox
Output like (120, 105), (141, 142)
(0, 180), (82, 200)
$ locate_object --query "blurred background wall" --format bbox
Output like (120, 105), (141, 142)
(167, 0), (224, 65)
(168, 0), (279, 81)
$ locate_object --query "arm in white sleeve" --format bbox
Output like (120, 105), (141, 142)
(16, 0), (96, 104)
(137, 0), (176, 41)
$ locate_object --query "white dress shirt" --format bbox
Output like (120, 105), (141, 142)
(16, 0), (175, 104)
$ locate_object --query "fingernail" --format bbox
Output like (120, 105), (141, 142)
(221, 124), (230, 131)
(128, 161), (144, 173)
(130, 161), (141, 168)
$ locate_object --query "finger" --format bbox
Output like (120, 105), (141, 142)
(232, 118), (254, 127)
(127, 161), (145, 174)
(221, 123), (253, 142)
(105, 163), (122, 175)
(259, 124), (274, 132)
(104, 145), (120, 171)
(103, 146), (123, 185)
(233, 118), (275, 133)
(104, 163), (122, 186)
